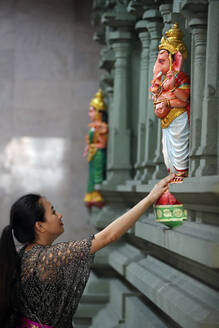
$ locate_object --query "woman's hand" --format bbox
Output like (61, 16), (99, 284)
(147, 174), (175, 204)
(90, 173), (175, 253)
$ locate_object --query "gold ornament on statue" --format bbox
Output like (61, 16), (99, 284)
(159, 23), (187, 60)
(90, 89), (107, 111)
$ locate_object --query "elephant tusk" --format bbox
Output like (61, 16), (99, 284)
(156, 71), (162, 79)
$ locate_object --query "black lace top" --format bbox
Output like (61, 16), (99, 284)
(16, 235), (95, 328)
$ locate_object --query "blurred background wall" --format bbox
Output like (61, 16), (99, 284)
(0, 0), (99, 241)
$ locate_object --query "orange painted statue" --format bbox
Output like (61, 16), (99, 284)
(151, 23), (190, 183)
(150, 24), (190, 227)
(83, 90), (108, 208)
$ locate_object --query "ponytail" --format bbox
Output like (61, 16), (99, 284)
(0, 225), (20, 327)
(0, 193), (44, 327)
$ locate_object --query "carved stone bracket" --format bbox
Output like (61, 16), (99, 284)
(159, 3), (173, 33)
(99, 46), (115, 71)
(93, 29), (106, 45)
(127, 0), (155, 19)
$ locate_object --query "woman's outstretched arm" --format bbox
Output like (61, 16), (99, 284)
(90, 174), (174, 254)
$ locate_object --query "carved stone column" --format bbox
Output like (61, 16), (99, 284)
(97, 4), (136, 187)
(141, 9), (163, 183)
(196, 0), (219, 176)
(134, 21), (150, 181)
(187, 15), (207, 176)
(103, 29), (133, 185)
(104, 84), (114, 179)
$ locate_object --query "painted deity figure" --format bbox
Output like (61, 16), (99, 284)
(150, 24), (190, 227)
(151, 24), (190, 182)
(83, 90), (108, 208)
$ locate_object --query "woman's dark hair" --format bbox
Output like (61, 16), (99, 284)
(0, 194), (45, 328)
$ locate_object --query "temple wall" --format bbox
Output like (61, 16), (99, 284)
(75, 1), (219, 327)
(0, 0), (99, 241)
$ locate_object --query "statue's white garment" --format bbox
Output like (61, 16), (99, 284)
(162, 112), (189, 172)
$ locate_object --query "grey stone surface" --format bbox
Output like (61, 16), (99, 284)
(126, 255), (219, 328)
(90, 279), (134, 328)
(125, 296), (169, 328)
(109, 243), (143, 275)
(94, 243), (119, 267)
(74, 273), (109, 326)
(135, 217), (219, 268)
(90, 204), (128, 229)
(86, 277), (170, 328)
(0, 0), (100, 241)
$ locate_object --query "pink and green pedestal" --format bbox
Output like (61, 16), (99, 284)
(154, 190), (187, 228)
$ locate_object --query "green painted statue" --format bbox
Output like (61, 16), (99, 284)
(83, 90), (108, 208)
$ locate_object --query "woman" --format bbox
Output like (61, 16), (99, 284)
(0, 174), (173, 328)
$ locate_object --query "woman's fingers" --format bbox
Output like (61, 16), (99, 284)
(148, 174), (175, 203)
(159, 174), (175, 187)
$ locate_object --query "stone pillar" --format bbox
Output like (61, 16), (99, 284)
(134, 21), (150, 181)
(105, 29), (133, 185)
(104, 84), (114, 179)
(187, 16), (207, 176)
(141, 10), (163, 183)
(195, 0), (219, 176)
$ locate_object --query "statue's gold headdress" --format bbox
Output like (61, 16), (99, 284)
(159, 23), (187, 60)
(90, 89), (107, 111)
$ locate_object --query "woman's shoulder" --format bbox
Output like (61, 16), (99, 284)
(18, 235), (95, 262)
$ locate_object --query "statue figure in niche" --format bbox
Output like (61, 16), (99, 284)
(150, 24), (190, 227)
(83, 89), (108, 208)
(151, 23), (190, 181)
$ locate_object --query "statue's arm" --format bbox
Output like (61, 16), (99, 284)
(173, 88), (189, 103)
(83, 135), (90, 157)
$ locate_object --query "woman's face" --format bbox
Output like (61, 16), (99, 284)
(39, 198), (64, 239)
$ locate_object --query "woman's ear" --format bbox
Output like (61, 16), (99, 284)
(172, 51), (183, 71)
(35, 221), (46, 233)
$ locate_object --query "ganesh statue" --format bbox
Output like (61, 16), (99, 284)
(83, 89), (108, 208)
(150, 24), (190, 227)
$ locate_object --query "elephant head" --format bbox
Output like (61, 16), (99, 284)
(153, 50), (183, 79)
(150, 50), (184, 95)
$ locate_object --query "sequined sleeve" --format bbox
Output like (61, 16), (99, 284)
(35, 234), (95, 282)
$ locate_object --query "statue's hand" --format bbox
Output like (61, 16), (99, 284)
(150, 75), (162, 94)
(163, 71), (175, 90)
(154, 102), (170, 119)
(83, 145), (89, 157)
(150, 85), (160, 94)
